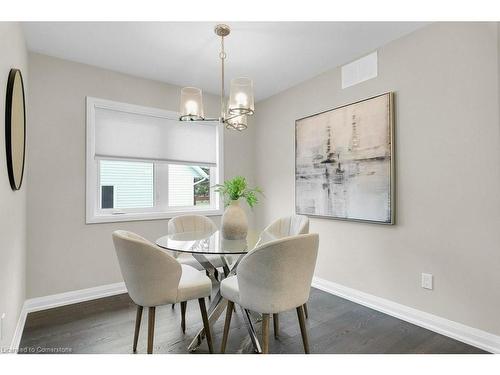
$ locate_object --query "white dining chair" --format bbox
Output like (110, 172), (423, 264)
(257, 214), (311, 333)
(257, 214), (310, 246)
(168, 214), (231, 332)
(168, 215), (227, 274)
(112, 230), (214, 354)
(219, 233), (319, 354)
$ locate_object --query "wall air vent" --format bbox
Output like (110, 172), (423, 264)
(341, 51), (378, 89)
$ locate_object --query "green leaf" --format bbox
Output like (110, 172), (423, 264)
(211, 176), (264, 208)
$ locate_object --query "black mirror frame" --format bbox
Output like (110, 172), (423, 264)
(5, 68), (26, 191)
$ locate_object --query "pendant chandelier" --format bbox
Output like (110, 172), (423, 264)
(179, 24), (254, 131)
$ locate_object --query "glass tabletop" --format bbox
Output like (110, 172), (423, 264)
(156, 229), (260, 255)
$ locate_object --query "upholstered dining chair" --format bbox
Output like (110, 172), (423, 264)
(257, 215), (310, 246)
(112, 230), (213, 354)
(168, 214), (230, 332)
(257, 214), (311, 335)
(168, 215), (226, 273)
(219, 233), (319, 354)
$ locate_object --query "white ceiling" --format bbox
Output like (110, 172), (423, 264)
(22, 22), (428, 101)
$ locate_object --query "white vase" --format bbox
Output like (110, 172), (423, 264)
(221, 200), (248, 240)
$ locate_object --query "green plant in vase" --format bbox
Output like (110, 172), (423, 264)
(213, 176), (263, 239)
(213, 176), (263, 207)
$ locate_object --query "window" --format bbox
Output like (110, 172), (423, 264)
(101, 185), (114, 209)
(99, 160), (154, 210)
(86, 97), (223, 223)
(168, 164), (211, 208)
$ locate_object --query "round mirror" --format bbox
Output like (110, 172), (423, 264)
(5, 68), (26, 191)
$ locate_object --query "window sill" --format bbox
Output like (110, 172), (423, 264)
(86, 208), (224, 224)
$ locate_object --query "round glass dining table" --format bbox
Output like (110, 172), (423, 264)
(156, 229), (260, 256)
(156, 229), (263, 353)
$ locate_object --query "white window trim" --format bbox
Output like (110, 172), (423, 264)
(86, 97), (224, 224)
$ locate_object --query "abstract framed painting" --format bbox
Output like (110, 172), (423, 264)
(295, 92), (395, 224)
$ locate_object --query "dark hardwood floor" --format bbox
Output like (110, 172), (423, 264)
(19, 288), (487, 354)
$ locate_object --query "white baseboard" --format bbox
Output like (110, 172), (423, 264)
(23, 282), (127, 313)
(9, 302), (28, 352)
(312, 276), (500, 354)
(10, 282), (127, 351)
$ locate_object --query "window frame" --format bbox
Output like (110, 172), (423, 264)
(86, 97), (224, 224)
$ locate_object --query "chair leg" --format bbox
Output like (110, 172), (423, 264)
(198, 298), (213, 353)
(220, 300), (234, 353)
(296, 305), (310, 354)
(133, 305), (143, 353)
(147, 307), (156, 354)
(273, 313), (279, 338)
(262, 313), (270, 354)
(172, 303), (175, 309)
(180, 301), (187, 333)
(303, 303), (309, 319)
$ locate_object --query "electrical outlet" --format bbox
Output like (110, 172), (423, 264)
(0, 312), (5, 340)
(421, 273), (433, 290)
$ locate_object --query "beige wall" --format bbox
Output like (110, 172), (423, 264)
(254, 23), (500, 335)
(26, 53), (255, 298)
(24, 23), (500, 338)
(0, 23), (28, 347)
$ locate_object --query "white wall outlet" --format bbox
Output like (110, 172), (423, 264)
(0, 312), (5, 340)
(421, 273), (433, 290)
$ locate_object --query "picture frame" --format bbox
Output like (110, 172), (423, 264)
(295, 92), (395, 224)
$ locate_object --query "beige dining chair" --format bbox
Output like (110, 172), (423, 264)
(112, 230), (214, 354)
(257, 215), (310, 246)
(168, 214), (230, 333)
(257, 214), (311, 335)
(220, 233), (319, 354)
(168, 215), (227, 273)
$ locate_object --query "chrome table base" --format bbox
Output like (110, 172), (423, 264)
(240, 306), (262, 353)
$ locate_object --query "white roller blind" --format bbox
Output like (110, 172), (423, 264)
(94, 106), (217, 166)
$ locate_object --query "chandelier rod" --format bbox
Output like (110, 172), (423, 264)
(220, 33), (226, 121)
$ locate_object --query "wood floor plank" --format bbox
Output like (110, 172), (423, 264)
(18, 288), (488, 354)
